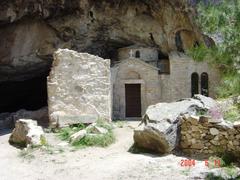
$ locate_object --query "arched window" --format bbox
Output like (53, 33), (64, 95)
(191, 73), (199, 97)
(157, 59), (170, 74)
(201, 73), (209, 97)
(175, 31), (184, 53)
(135, 51), (140, 58)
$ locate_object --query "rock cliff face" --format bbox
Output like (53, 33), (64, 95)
(0, 0), (209, 82)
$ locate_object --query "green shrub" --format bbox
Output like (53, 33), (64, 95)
(224, 105), (240, 122)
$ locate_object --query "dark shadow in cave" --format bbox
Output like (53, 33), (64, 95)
(0, 74), (48, 113)
(85, 40), (134, 66)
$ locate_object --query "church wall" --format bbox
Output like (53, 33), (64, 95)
(159, 53), (220, 102)
(118, 47), (158, 62)
(112, 59), (160, 119)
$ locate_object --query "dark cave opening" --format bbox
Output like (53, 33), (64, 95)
(0, 75), (48, 113)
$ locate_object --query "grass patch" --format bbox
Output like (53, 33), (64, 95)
(224, 105), (240, 123)
(57, 123), (86, 141)
(56, 120), (115, 148)
(72, 131), (115, 148)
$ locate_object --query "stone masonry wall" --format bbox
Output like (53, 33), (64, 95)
(159, 52), (220, 102)
(112, 58), (160, 119)
(180, 114), (240, 157)
(48, 49), (111, 127)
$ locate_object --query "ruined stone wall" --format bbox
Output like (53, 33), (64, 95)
(180, 114), (240, 157)
(48, 49), (111, 127)
(159, 52), (220, 102)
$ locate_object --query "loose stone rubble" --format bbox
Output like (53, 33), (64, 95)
(48, 49), (111, 128)
(9, 119), (46, 147)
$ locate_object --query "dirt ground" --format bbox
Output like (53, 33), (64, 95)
(0, 121), (210, 180)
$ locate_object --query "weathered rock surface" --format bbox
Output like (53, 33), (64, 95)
(9, 119), (46, 147)
(0, 0), (211, 82)
(48, 49), (111, 127)
(86, 124), (108, 134)
(70, 129), (87, 144)
(0, 107), (49, 129)
(134, 122), (178, 154)
(134, 95), (221, 154)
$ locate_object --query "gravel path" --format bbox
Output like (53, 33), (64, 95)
(0, 122), (209, 180)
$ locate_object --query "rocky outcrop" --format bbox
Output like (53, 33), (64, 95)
(9, 119), (46, 147)
(48, 49), (111, 127)
(0, 0), (210, 82)
(133, 95), (220, 154)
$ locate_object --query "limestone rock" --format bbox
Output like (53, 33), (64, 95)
(48, 49), (111, 127)
(143, 98), (204, 124)
(0, 0), (208, 82)
(233, 121), (240, 128)
(86, 125), (108, 134)
(12, 107), (49, 127)
(134, 122), (178, 154)
(193, 94), (219, 110)
(134, 95), (226, 154)
(210, 128), (219, 135)
(70, 130), (87, 144)
(9, 119), (46, 147)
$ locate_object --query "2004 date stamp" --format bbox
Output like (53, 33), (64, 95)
(180, 159), (221, 168)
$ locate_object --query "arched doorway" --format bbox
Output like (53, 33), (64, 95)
(135, 51), (140, 58)
(191, 72), (199, 97)
(201, 73), (209, 97)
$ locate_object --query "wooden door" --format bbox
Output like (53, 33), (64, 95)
(125, 84), (141, 117)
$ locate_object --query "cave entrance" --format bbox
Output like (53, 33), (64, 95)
(0, 75), (48, 113)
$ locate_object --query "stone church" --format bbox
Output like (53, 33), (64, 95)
(111, 46), (220, 120)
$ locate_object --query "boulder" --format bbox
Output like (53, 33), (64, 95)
(9, 119), (46, 147)
(134, 95), (219, 154)
(134, 121), (178, 154)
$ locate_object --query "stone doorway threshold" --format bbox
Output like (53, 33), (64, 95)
(124, 117), (141, 121)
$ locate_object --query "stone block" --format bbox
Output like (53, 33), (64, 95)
(48, 49), (111, 127)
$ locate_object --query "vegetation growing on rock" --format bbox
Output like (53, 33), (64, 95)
(57, 120), (115, 148)
(188, 0), (240, 98)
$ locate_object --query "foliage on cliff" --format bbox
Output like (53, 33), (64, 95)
(188, 0), (240, 98)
